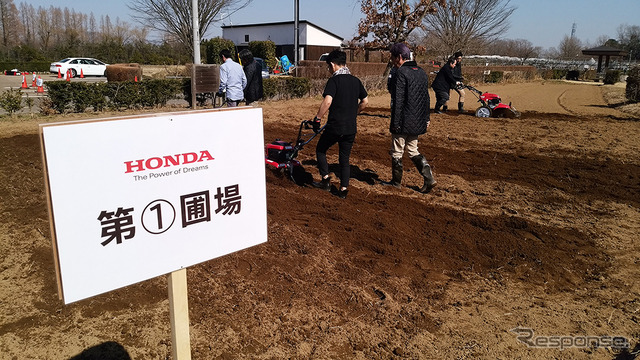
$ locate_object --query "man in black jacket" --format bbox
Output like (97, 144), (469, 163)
(452, 51), (465, 113)
(239, 49), (263, 105)
(431, 56), (458, 114)
(384, 43), (436, 193)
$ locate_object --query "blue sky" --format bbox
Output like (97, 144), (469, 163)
(23, 0), (640, 49)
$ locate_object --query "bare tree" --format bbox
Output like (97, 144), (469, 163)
(35, 6), (53, 50)
(423, 0), (516, 58)
(19, 2), (35, 46)
(128, 0), (251, 54)
(0, 0), (21, 47)
(617, 24), (640, 60)
(556, 35), (583, 60)
(355, 0), (445, 50)
(486, 38), (540, 64)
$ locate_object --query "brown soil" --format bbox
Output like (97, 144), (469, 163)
(1, 81), (639, 359)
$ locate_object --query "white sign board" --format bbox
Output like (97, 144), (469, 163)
(40, 108), (267, 304)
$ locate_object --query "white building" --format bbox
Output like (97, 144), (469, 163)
(221, 20), (343, 62)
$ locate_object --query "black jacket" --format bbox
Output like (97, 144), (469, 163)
(243, 60), (263, 103)
(389, 61), (430, 135)
(431, 64), (457, 92)
(452, 62), (463, 82)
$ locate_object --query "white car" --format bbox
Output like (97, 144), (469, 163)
(49, 57), (108, 78)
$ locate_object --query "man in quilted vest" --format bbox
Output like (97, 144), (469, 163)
(384, 43), (436, 193)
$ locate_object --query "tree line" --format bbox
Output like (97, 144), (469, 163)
(0, 0), (194, 65)
(356, 0), (639, 63)
(0, 0), (637, 68)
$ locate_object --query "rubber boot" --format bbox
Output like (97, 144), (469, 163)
(382, 157), (402, 188)
(312, 175), (331, 191)
(458, 102), (465, 113)
(411, 155), (437, 193)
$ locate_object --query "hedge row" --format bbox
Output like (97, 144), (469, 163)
(1, 61), (51, 73)
(45, 79), (182, 113)
(42, 76), (313, 114)
(263, 77), (311, 99)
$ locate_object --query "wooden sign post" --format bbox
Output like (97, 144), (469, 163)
(169, 268), (191, 360)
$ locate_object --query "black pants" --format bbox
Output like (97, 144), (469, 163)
(434, 90), (450, 108)
(315, 131), (356, 188)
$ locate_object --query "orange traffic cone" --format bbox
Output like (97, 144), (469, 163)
(36, 76), (44, 93)
(31, 73), (37, 87)
(57, 68), (62, 78)
(80, 69), (84, 78)
(66, 69), (71, 82)
(21, 75), (29, 89)
(134, 76), (138, 82)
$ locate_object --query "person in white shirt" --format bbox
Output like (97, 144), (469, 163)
(218, 49), (247, 107)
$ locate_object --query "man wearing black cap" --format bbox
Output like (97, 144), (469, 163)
(452, 51), (465, 113)
(384, 43), (436, 194)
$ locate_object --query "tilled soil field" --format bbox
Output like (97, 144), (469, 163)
(1, 80), (639, 359)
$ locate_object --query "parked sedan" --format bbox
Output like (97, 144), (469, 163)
(49, 57), (108, 78)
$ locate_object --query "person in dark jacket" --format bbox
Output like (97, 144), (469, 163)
(431, 56), (458, 114)
(384, 43), (436, 193)
(239, 49), (263, 105)
(310, 49), (369, 199)
(452, 51), (465, 113)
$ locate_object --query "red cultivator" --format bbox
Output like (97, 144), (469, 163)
(462, 84), (521, 118)
(265, 120), (326, 183)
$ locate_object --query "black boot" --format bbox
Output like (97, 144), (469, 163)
(411, 155), (437, 193)
(382, 157), (402, 188)
(434, 104), (442, 114)
(458, 102), (465, 113)
(442, 104), (448, 112)
(312, 176), (331, 191)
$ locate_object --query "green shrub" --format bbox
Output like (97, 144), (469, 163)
(540, 69), (568, 80)
(139, 78), (181, 107)
(203, 37), (236, 64)
(262, 78), (278, 99)
(262, 77), (311, 99)
(249, 41), (277, 69)
(285, 77), (311, 98)
(45, 81), (73, 113)
(0, 88), (23, 115)
(566, 70), (580, 80)
(69, 82), (92, 112)
(486, 71), (503, 83)
(604, 69), (621, 85)
(105, 82), (141, 110)
(45, 79), (182, 113)
(626, 65), (640, 103)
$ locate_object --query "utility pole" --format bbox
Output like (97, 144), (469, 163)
(294, 0), (299, 66)
(192, 0), (201, 64)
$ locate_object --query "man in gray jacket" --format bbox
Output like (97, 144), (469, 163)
(384, 43), (436, 193)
